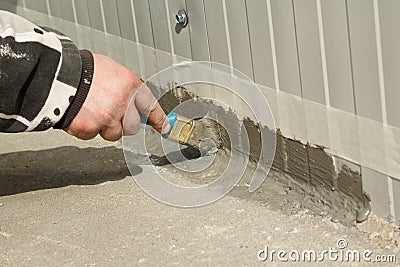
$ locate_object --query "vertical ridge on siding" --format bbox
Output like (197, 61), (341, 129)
(86, 0), (104, 32)
(59, 0), (78, 44)
(221, 0), (233, 68)
(293, 0), (325, 104)
(132, 0), (154, 48)
(132, 0), (158, 78)
(245, 0), (275, 88)
(115, 0), (136, 42)
(266, 0), (280, 90)
(167, 0), (192, 59)
(291, 0), (303, 98)
(60, 0), (75, 23)
(346, 0), (382, 122)
(148, 0), (171, 54)
(372, 0), (394, 225)
(270, 0), (302, 96)
(392, 179), (400, 225)
(321, 0), (355, 113)
(74, 0), (90, 27)
(372, 0), (387, 125)
(130, 0), (139, 42)
(25, 0), (47, 14)
(98, 0), (107, 34)
(378, 0), (400, 128)
(316, 0), (330, 107)
(224, 0), (254, 79)
(101, 0), (121, 36)
(362, 167), (391, 220)
(388, 177), (396, 223)
(186, 0), (210, 61)
(203, 0), (230, 66)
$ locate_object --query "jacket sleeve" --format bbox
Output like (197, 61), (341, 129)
(0, 11), (94, 132)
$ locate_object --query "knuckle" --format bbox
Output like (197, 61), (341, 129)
(101, 110), (114, 123)
(124, 70), (141, 89)
(143, 99), (158, 114)
(105, 134), (120, 142)
(152, 114), (166, 126)
(75, 121), (98, 137)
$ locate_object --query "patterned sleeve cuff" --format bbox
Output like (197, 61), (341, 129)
(54, 50), (94, 129)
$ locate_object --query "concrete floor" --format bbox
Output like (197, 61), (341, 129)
(1, 130), (399, 266)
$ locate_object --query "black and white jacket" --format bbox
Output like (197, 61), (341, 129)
(0, 11), (93, 132)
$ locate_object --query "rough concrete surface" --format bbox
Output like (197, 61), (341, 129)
(1, 130), (400, 266)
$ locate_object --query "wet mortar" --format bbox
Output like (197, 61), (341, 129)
(145, 84), (371, 226)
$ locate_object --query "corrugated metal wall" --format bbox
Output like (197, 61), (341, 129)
(2, 0), (400, 224)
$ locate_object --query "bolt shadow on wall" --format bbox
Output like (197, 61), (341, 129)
(0, 146), (145, 196)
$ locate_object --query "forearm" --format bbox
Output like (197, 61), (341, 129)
(0, 11), (93, 132)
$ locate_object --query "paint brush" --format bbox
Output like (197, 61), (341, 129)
(141, 113), (224, 154)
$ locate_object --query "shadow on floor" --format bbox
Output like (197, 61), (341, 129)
(0, 146), (142, 197)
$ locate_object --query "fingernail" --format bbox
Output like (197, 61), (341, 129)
(161, 120), (171, 134)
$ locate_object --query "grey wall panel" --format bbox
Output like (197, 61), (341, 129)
(105, 34), (125, 66)
(245, 0), (275, 88)
(148, 0), (171, 53)
(87, 0), (104, 31)
(48, 0), (63, 18)
(167, 0), (192, 59)
(321, 0), (355, 113)
(225, 0), (253, 79)
(116, 0), (136, 41)
(203, 0), (230, 65)
(362, 167), (390, 219)
(379, 0), (400, 128)
(392, 178), (400, 225)
(101, 0), (120, 36)
(89, 29), (107, 55)
(60, 3), (78, 44)
(185, 0), (209, 61)
(132, 0), (153, 48)
(293, 0), (325, 104)
(25, 0), (47, 14)
(347, 0), (382, 122)
(1, 0), (23, 7)
(16, 3), (51, 26)
(0, 1), (18, 12)
(60, 0), (75, 23)
(74, 0), (90, 27)
(270, 0), (302, 96)
(75, 24), (92, 50)
(122, 39), (140, 74)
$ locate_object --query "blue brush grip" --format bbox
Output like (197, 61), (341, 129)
(139, 113), (150, 125)
(140, 112), (177, 138)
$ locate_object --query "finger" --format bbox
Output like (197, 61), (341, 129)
(122, 97), (141, 136)
(64, 128), (99, 140)
(99, 122), (123, 141)
(64, 120), (101, 140)
(134, 84), (170, 134)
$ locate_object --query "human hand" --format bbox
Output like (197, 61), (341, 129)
(65, 54), (170, 141)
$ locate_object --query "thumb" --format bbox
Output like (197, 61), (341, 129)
(134, 84), (170, 134)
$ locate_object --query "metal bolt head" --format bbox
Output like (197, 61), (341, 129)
(175, 9), (188, 27)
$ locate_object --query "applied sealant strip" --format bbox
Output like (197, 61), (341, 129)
(258, 84), (399, 181)
(154, 87), (371, 225)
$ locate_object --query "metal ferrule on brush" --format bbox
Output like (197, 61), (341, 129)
(140, 112), (195, 144)
(163, 113), (195, 144)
